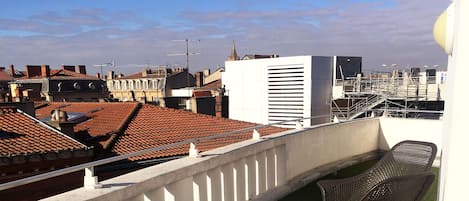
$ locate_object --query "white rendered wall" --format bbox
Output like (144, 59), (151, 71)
(378, 117), (442, 163)
(223, 58), (270, 124)
(223, 56), (332, 127)
(440, 0), (469, 200)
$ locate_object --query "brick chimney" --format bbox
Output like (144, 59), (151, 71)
(76, 65), (86, 75)
(9, 65), (15, 77)
(41, 65), (50, 77)
(25, 65), (42, 78)
(62, 65), (75, 72)
(195, 71), (204, 87)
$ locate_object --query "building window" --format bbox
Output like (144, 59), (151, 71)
(114, 81), (120, 90)
(129, 80), (134, 90)
(153, 80), (158, 89)
(143, 80), (148, 89)
(136, 80), (141, 89)
(124, 81), (128, 90)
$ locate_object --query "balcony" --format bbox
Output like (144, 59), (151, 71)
(39, 117), (441, 201)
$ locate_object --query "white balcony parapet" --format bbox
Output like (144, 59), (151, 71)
(41, 118), (388, 201)
(189, 143), (200, 158)
(84, 167), (102, 189)
(1, 117), (443, 201)
(0, 115), (328, 192)
(252, 129), (260, 140)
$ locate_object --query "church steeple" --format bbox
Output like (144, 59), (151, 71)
(228, 40), (240, 61)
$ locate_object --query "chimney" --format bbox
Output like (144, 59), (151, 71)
(9, 65), (15, 77)
(62, 65), (75, 72)
(26, 65), (42, 78)
(76, 65), (86, 75)
(50, 110), (76, 138)
(215, 95), (222, 118)
(195, 71), (203, 87)
(41, 65), (50, 77)
(108, 71), (115, 80)
(96, 73), (101, 79)
(203, 69), (211, 77)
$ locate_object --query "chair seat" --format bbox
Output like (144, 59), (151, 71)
(317, 140), (437, 201)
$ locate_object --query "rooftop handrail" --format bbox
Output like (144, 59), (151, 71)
(0, 114), (330, 192)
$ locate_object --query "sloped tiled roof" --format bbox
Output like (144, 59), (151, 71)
(0, 107), (86, 157)
(49, 69), (101, 80)
(112, 105), (288, 161)
(35, 102), (140, 148)
(114, 70), (184, 80)
(116, 72), (166, 79)
(18, 69), (100, 80)
(200, 79), (222, 90)
(0, 70), (13, 81)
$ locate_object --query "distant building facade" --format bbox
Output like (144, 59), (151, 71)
(0, 67), (13, 102)
(8, 65), (107, 102)
(241, 54), (280, 60)
(106, 67), (195, 106)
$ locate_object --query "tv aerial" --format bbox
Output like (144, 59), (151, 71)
(93, 60), (115, 79)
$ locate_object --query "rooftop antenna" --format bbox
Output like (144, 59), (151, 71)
(168, 39), (200, 86)
(93, 60), (115, 80)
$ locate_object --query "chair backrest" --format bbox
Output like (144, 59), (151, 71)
(350, 140), (437, 199)
(368, 140), (437, 181)
(389, 140), (437, 171)
(360, 171), (435, 201)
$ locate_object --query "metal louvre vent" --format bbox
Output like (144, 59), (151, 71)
(268, 64), (305, 126)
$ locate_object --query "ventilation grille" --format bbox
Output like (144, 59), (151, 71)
(268, 64), (305, 127)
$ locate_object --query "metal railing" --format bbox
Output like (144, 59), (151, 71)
(336, 76), (445, 101)
(332, 94), (386, 120)
(0, 114), (330, 192)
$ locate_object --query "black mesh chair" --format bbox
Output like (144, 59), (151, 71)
(317, 140), (437, 201)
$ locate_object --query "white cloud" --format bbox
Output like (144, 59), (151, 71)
(0, 0), (451, 75)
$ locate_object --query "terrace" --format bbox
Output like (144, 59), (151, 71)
(2, 0), (467, 200)
(32, 116), (441, 201)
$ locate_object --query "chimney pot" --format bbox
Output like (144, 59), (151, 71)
(77, 65), (86, 75)
(50, 109), (76, 138)
(26, 65), (42, 78)
(195, 72), (203, 87)
(41, 65), (50, 77)
(62, 65), (75, 72)
(9, 65), (15, 77)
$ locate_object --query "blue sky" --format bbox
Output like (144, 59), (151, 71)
(0, 0), (450, 74)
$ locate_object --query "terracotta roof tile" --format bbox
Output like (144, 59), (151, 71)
(17, 69), (100, 80)
(35, 102), (139, 148)
(0, 70), (13, 81)
(114, 70), (184, 80)
(111, 105), (288, 161)
(0, 107), (86, 157)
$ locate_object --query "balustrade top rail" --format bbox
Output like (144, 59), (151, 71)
(0, 114), (330, 191)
